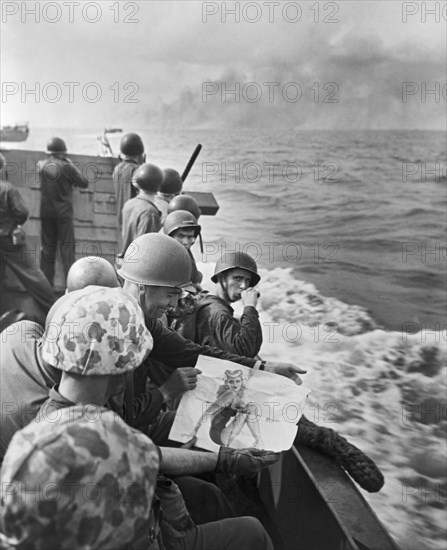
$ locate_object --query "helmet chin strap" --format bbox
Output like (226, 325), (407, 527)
(218, 276), (231, 304)
(138, 284), (147, 311)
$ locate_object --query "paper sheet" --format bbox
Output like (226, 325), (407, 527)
(169, 355), (311, 452)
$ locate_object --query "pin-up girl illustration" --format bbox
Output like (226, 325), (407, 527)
(190, 369), (263, 448)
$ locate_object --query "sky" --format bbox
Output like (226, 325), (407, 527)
(1, 0), (446, 130)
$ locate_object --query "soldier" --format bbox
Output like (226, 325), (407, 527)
(113, 132), (145, 252)
(38, 137), (89, 286)
(196, 251), (262, 357)
(1, 285), (159, 549)
(120, 163), (163, 257)
(0, 259), (121, 462)
(0, 152), (56, 321)
(164, 210), (203, 286)
(155, 168), (183, 223)
(1, 405), (160, 550)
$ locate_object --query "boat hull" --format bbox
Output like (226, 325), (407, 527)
(259, 445), (400, 550)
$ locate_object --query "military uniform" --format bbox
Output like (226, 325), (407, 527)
(38, 155), (88, 285)
(113, 158), (140, 253)
(0, 179), (56, 315)
(120, 195), (162, 257)
(154, 194), (170, 224)
(195, 294), (262, 357)
(0, 321), (59, 462)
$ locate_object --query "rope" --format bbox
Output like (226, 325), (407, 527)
(295, 415), (384, 493)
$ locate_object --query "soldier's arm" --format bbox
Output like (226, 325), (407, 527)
(159, 447), (217, 475)
(130, 388), (165, 428)
(147, 317), (256, 368)
(8, 186), (29, 225)
(147, 318), (306, 380)
(64, 161), (89, 189)
(159, 446), (280, 476)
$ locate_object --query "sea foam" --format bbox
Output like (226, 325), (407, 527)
(198, 261), (447, 550)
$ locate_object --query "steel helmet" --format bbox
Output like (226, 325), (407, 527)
(42, 286), (153, 376)
(1, 406), (159, 550)
(47, 136), (67, 153)
(168, 194), (201, 219)
(66, 257), (120, 292)
(120, 132), (144, 156)
(117, 233), (195, 290)
(160, 168), (183, 195)
(132, 163), (163, 193)
(164, 210), (201, 238)
(211, 251), (260, 286)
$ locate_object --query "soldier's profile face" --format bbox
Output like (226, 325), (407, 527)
(143, 286), (182, 318)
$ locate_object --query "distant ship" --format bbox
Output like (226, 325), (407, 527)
(0, 124), (29, 142)
(104, 127), (122, 133)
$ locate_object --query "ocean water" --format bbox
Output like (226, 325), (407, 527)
(2, 128), (446, 549)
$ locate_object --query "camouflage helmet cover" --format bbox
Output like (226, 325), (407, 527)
(0, 405), (159, 550)
(42, 286), (153, 376)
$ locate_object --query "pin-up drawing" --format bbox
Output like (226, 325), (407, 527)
(190, 369), (263, 448)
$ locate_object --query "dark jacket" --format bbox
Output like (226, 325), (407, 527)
(188, 249), (203, 285)
(0, 321), (60, 462)
(120, 195), (161, 256)
(195, 294), (262, 358)
(38, 155), (88, 218)
(0, 179), (29, 237)
(113, 158), (140, 229)
(146, 315), (256, 370)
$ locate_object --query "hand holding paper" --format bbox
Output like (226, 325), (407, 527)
(217, 447), (280, 477)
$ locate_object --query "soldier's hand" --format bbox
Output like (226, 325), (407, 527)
(216, 447), (280, 477)
(159, 367), (202, 401)
(264, 362), (307, 384)
(241, 288), (259, 308)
